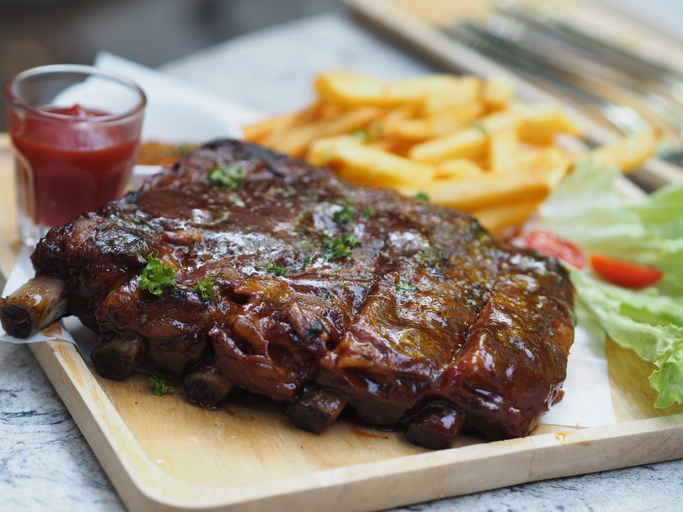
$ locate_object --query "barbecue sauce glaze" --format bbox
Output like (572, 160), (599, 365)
(31, 140), (575, 447)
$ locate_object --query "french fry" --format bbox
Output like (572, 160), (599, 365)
(368, 134), (416, 157)
(513, 103), (582, 144)
(385, 101), (485, 140)
(266, 106), (385, 158)
(489, 129), (519, 173)
(473, 199), (544, 235)
(407, 111), (518, 165)
(531, 147), (573, 188)
(409, 127), (488, 164)
(436, 159), (483, 179)
(413, 169), (551, 211)
(477, 111), (520, 133)
(315, 72), (459, 108)
(483, 78), (514, 111)
(382, 102), (420, 124)
(420, 76), (481, 115)
(243, 70), (662, 236)
(293, 98), (327, 124)
(592, 130), (657, 172)
(243, 113), (297, 143)
(308, 136), (437, 187)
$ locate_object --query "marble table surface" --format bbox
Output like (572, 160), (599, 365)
(3, 9), (683, 512)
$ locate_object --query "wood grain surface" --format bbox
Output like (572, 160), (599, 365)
(2, 121), (683, 511)
(0, 133), (20, 278)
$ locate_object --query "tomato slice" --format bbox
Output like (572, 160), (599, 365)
(524, 230), (587, 268)
(590, 254), (664, 289)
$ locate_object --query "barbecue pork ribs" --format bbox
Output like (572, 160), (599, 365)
(1, 139), (575, 449)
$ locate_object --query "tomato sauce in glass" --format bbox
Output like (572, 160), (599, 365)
(9, 104), (140, 228)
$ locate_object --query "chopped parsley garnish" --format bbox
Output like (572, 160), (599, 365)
(149, 375), (174, 396)
(350, 128), (372, 143)
(323, 233), (363, 261)
(207, 164), (245, 189)
(140, 315), (147, 325)
(415, 192), (430, 202)
(174, 144), (196, 158)
(470, 121), (488, 133)
(193, 275), (215, 300)
(396, 281), (418, 292)
(362, 207), (375, 217)
(333, 199), (354, 225)
(267, 263), (287, 276)
(138, 252), (177, 296)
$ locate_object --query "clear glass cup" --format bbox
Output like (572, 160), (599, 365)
(5, 64), (146, 245)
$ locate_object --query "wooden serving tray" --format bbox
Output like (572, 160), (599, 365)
(2, 129), (683, 511)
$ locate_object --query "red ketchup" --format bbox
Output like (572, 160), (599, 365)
(9, 104), (141, 228)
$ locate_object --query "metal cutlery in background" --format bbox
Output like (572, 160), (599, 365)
(446, 23), (651, 135)
(443, 14), (683, 168)
(446, 20), (683, 140)
(483, 12), (683, 140)
(493, 2), (683, 105)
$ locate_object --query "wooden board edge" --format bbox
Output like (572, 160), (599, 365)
(27, 339), (238, 511)
(26, 336), (683, 512)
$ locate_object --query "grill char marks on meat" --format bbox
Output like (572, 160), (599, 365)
(4, 139), (575, 449)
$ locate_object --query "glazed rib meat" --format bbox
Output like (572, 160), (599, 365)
(3, 139), (575, 448)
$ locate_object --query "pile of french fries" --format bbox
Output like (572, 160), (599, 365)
(243, 71), (657, 235)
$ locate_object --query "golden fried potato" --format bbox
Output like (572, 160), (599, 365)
(411, 169), (551, 211)
(591, 130), (657, 172)
(385, 101), (485, 141)
(482, 78), (514, 111)
(315, 72), (460, 108)
(308, 136), (437, 187)
(242, 70), (661, 236)
(512, 103), (582, 144)
(242, 113), (297, 143)
(531, 147), (573, 188)
(489, 129), (519, 173)
(436, 158), (484, 179)
(409, 127), (488, 164)
(265, 106), (385, 158)
(473, 199), (544, 235)
(420, 76), (481, 115)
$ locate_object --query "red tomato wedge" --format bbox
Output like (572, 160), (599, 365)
(524, 230), (587, 268)
(590, 254), (664, 289)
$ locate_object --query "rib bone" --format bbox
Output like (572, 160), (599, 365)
(91, 334), (144, 380)
(0, 277), (68, 338)
(288, 387), (347, 433)
(184, 360), (233, 407)
(405, 404), (467, 449)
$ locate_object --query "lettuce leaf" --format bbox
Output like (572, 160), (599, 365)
(534, 160), (683, 295)
(570, 269), (683, 407)
(531, 159), (683, 406)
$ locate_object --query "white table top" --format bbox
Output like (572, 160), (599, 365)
(3, 8), (683, 512)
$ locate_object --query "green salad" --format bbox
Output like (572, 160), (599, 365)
(528, 159), (683, 408)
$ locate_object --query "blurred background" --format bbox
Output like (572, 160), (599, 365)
(0, 0), (342, 130)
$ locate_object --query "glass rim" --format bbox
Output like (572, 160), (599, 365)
(5, 64), (147, 123)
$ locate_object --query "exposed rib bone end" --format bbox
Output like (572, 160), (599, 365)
(288, 387), (347, 434)
(91, 335), (144, 380)
(405, 404), (467, 450)
(184, 361), (233, 407)
(0, 277), (68, 339)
